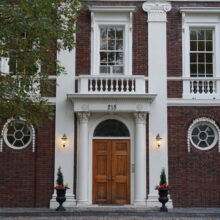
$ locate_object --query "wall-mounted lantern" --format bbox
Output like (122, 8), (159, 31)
(61, 134), (67, 148)
(156, 133), (162, 147)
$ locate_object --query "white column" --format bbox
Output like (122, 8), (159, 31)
(134, 112), (147, 206)
(77, 112), (90, 205)
(142, 1), (173, 208)
(50, 49), (76, 208)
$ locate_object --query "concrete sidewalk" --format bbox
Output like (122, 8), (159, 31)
(0, 207), (220, 218)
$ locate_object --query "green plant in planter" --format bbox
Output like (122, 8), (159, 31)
(56, 166), (64, 186)
(160, 168), (167, 185)
(156, 168), (169, 189)
(55, 166), (68, 189)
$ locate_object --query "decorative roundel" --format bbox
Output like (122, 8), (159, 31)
(3, 120), (33, 150)
(188, 118), (220, 151)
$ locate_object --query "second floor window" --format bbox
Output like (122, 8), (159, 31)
(99, 27), (124, 74)
(190, 29), (214, 77)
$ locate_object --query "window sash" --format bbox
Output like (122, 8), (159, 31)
(99, 27), (124, 75)
(189, 29), (214, 77)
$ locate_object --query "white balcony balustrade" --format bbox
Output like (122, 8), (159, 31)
(183, 78), (220, 99)
(77, 75), (147, 94)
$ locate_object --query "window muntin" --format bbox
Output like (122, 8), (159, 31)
(99, 27), (124, 75)
(190, 29), (214, 77)
(189, 120), (218, 151)
(3, 120), (33, 150)
(94, 119), (129, 137)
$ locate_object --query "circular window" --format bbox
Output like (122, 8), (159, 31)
(3, 120), (33, 150)
(189, 119), (219, 151)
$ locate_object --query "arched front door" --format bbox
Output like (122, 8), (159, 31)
(92, 120), (130, 205)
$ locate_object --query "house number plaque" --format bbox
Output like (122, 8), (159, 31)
(107, 104), (117, 111)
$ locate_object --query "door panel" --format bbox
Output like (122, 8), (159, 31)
(93, 140), (111, 204)
(93, 140), (130, 205)
(112, 140), (130, 204)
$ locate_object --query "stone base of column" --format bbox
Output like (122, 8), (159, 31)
(50, 193), (77, 209)
(77, 200), (90, 206)
(133, 199), (147, 206)
(146, 194), (173, 208)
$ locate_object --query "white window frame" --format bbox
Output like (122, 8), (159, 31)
(99, 25), (125, 75)
(183, 24), (218, 78)
(187, 117), (220, 152)
(90, 6), (135, 76)
(0, 118), (35, 152)
(181, 8), (220, 99)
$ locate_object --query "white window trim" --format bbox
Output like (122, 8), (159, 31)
(181, 8), (220, 99)
(90, 6), (135, 76)
(0, 118), (35, 152)
(187, 117), (220, 152)
(183, 24), (218, 78)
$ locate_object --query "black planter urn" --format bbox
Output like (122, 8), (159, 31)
(56, 188), (67, 211)
(158, 188), (169, 212)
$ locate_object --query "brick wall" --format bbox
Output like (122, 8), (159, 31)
(76, 1), (148, 76)
(167, 1), (220, 98)
(0, 118), (55, 207)
(168, 107), (220, 207)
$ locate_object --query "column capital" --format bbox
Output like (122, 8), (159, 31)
(77, 112), (90, 123)
(142, 1), (171, 13)
(134, 112), (147, 124)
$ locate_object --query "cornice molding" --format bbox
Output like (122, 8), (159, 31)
(89, 6), (136, 12)
(142, 1), (172, 13)
(180, 7), (220, 14)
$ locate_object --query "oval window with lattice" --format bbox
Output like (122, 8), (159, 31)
(188, 118), (219, 151)
(3, 120), (33, 150)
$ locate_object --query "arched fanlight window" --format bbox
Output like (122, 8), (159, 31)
(94, 119), (130, 137)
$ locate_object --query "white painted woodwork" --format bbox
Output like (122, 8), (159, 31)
(181, 8), (220, 100)
(90, 7), (134, 76)
(183, 78), (220, 99)
(142, 0), (173, 208)
(77, 75), (147, 94)
(50, 48), (76, 208)
(77, 112), (90, 205)
(133, 113), (147, 206)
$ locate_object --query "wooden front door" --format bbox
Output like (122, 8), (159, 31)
(93, 140), (130, 204)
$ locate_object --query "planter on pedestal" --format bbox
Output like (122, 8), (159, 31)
(55, 166), (69, 211)
(56, 188), (67, 211)
(155, 168), (170, 212)
(158, 188), (169, 212)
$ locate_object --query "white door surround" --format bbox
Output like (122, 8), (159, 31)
(75, 112), (148, 206)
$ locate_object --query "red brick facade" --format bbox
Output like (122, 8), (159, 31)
(0, 118), (55, 207)
(1, 1), (220, 208)
(168, 107), (220, 207)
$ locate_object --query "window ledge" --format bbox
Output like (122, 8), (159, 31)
(180, 7), (220, 13)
